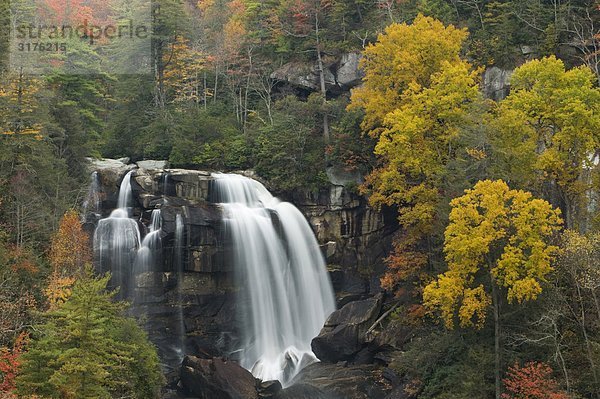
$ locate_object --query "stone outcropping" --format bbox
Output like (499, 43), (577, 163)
(482, 67), (513, 101)
(271, 52), (364, 94)
(289, 167), (397, 297)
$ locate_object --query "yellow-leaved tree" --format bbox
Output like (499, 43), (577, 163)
(424, 179), (563, 399)
(349, 15), (486, 298)
(349, 14), (468, 138)
(491, 56), (600, 229)
(45, 210), (91, 309)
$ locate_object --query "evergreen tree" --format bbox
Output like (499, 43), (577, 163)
(17, 268), (163, 399)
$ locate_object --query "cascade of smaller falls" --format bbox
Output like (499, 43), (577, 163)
(134, 209), (162, 276)
(213, 173), (336, 387)
(94, 171), (141, 295)
(83, 171), (101, 217)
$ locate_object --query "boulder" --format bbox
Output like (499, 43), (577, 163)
(180, 356), (258, 399)
(273, 383), (332, 399)
(336, 53), (364, 88)
(258, 380), (283, 397)
(87, 158), (137, 192)
(312, 294), (383, 362)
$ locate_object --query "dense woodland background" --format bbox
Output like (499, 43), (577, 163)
(1, 0), (600, 398)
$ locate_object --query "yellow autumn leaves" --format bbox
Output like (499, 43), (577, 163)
(423, 180), (562, 329)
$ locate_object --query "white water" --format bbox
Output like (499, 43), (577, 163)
(212, 173), (336, 386)
(82, 171), (101, 217)
(94, 171), (141, 295)
(135, 209), (162, 275)
(174, 213), (186, 358)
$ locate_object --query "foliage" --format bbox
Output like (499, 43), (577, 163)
(491, 56), (600, 229)
(424, 180), (562, 329)
(48, 210), (91, 276)
(0, 332), (28, 395)
(252, 95), (329, 191)
(17, 268), (163, 399)
(502, 362), (569, 399)
(349, 15), (486, 295)
(392, 329), (495, 399)
(0, 236), (43, 348)
(349, 14), (469, 137)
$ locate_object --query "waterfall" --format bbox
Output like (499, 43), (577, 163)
(82, 171), (101, 218)
(93, 171), (141, 297)
(134, 209), (162, 276)
(174, 213), (186, 359)
(212, 173), (336, 387)
(117, 170), (134, 210)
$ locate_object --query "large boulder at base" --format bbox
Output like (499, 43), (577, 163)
(180, 356), (258, 399)
(312, 294), (383, 362)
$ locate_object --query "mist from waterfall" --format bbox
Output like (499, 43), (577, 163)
(212, 173), (336, 387)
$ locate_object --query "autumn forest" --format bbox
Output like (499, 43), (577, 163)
(1, 0), (600, 398)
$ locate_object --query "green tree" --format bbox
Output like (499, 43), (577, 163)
(17, 268), (163, 398)
(424, 179), (563, 399)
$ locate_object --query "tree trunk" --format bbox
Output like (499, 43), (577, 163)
(576, 282), (600, 397)
(314, 12), (330, 144)
(492, 282), (501, 399)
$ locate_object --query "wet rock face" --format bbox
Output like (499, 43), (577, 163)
(289, 182), (398, 297)
(89, 161), (399, 397)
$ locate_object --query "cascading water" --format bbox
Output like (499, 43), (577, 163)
(174, 213), (185, 359)
(82, 171), (101, 218)
(94, 171), (141, 296)
(134, 209), (162, 276)
(212, 173), (336, 387)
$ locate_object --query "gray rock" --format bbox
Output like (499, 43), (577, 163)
(180, 356), (258, 399)
(271, 61), (336, 91)
(137, 160), (169, 170)
(326, 165), (363, 187)
(287, 362), (391, 399)
(273, 383), (332, 399)
(482, 67), (513, 101)
(336, 53), (364, 88)
(312, 295), (383, 362)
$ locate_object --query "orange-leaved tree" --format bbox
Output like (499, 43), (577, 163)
(0, 332), (28, 395)
(46, 210), (91, 308)
(502, 362), (569, 399)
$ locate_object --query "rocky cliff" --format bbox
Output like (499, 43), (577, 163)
(87, 159), (400, 398)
